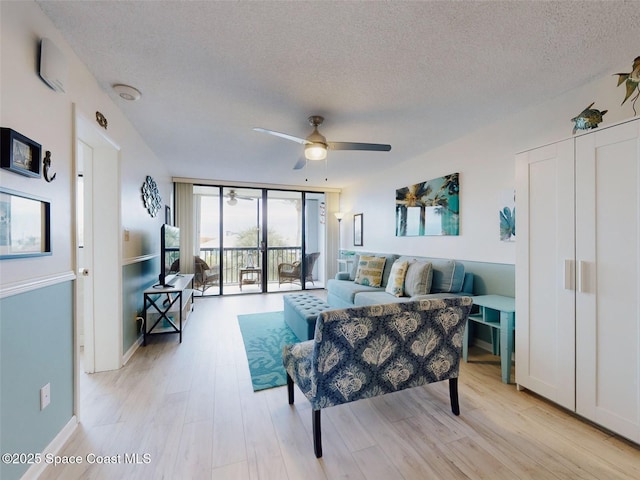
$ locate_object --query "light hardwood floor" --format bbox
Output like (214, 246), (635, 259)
(40, 291), (639, 480)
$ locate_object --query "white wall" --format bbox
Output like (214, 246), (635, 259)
(0, 1), (171, 288)
(339, 66), (638, 265)
(0, 4), (173, 477)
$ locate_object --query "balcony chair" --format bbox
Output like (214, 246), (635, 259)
(170, 256), (219, 293)
(194, 256), (220, 293)
(278, 252), (320, 286)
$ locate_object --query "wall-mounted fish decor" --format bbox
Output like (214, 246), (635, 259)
(571, 102), (607, 134)
(614, 56), (640, 115)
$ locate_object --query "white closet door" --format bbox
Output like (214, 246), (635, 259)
(515, 139), (576, 409)
(575, 119), (640, 443)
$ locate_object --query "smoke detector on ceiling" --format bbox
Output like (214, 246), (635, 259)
(113, 84), (141, 101)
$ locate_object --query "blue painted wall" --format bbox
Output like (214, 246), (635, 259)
(0, 281), (74, 480)
(122, 257), (159, 352)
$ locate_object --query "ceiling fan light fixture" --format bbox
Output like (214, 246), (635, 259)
(227, 197), (238, 206)
(305, 143), (327, 161)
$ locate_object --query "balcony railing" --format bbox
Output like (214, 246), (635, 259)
(165, 246), (309, 286)
(199, 246), (302, 285)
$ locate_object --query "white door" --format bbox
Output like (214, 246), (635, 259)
(77, 140), (95, 372)
(76, 111), (122, 373)
(515, 139), (576, 409)
(575, 119), (640, 442)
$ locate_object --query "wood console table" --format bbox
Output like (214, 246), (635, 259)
(463, 294), (515, 384)
(143, 274), (194, 345)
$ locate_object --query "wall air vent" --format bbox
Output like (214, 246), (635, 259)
(39, 38), (68, 93)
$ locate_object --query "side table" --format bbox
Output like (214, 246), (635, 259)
(463, 294), (515, 384)
(143, 273), (194, 345)
(239, 267), (261, 291)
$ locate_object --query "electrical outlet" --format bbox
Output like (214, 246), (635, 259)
(40, 383), (51, 410)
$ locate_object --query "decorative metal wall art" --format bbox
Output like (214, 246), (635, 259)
(141, 175), (162, 217)
(571, 103), (607, 134)
(1, 128), (42, 178)
(96, 111), (108, 129)
(614, 56), (640, 115)
(395, 173), (459, 236)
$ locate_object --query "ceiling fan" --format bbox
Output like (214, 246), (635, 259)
(226, 189), (254, 206)
(253, 115), (391, 170)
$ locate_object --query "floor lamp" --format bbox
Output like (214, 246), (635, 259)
(334, 212), (345, 257)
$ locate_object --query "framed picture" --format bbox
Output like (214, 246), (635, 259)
(395, 172), (460, 236)
(353, 213), (363, 246)
(0, 187), (51, 259)
(1, 128), (42, 178)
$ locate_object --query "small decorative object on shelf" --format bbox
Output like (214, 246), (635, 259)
(614, 55), (640, 115)
(96, 111), (108, 129)
(1, 128), (42, 178)
(571, 102), (607, 134)
(43, 151), (56, 182)
(141, 175), (162, 217)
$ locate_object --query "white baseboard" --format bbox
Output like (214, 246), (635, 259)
(470, 339), (515, 361)
(122, 335), (143, 366)
(473, 339), (493, 352)
(21, 416), (78, 480)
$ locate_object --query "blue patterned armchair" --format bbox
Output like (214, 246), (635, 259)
(282, 297), (473, 457)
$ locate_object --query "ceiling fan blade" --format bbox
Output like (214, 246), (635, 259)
(253, 127), (311, 145)
(293, 157), (307, 170)
(328, 142), (391, 151)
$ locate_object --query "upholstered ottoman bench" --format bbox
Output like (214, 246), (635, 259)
(283, 293), (333, 340)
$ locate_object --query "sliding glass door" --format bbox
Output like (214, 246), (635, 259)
(194, 186), (221, 296)
(192, 185), (325, 295)
(223, 187), (263, 294)
(267, 190), (302, 292)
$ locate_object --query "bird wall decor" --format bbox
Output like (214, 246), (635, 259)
(614, 56), (640, 115)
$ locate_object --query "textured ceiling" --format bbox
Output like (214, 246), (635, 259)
(37, 0), (640, 188)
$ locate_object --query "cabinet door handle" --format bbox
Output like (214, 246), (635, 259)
(578, 260), (587, 293)
(564, 259), (573, 290)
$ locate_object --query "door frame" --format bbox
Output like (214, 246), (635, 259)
(73, 107), (122, 419)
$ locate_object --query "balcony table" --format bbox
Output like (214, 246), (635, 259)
(239, 267), (261, 291)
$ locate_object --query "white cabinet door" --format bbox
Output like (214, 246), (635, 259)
(575, 119), (640, 443)
(515, 139), (576, 410)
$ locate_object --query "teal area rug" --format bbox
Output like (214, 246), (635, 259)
(237, 311), (300, 391)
